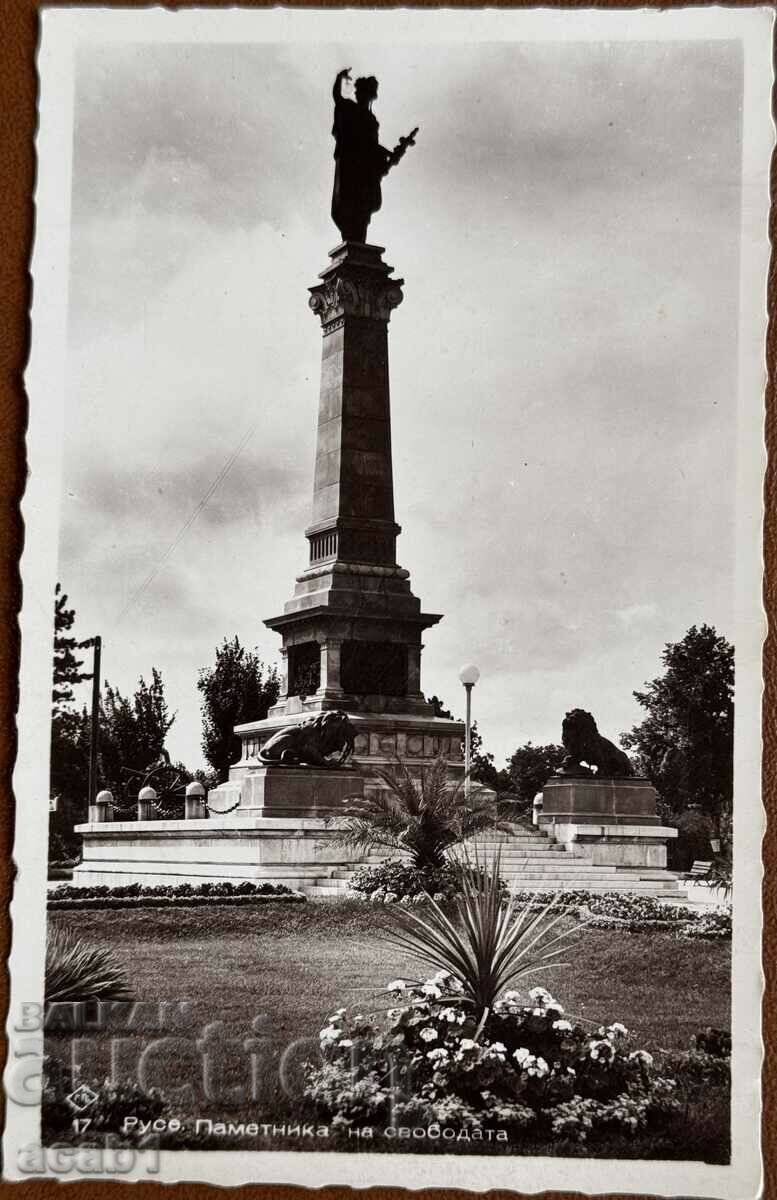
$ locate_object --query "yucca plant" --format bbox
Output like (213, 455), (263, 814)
(45, 925), (133, 1004)
(333, 754), (513, 871)
(383, 847), (583, 1029)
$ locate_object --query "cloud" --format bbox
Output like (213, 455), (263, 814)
(59, 36), (743, 767)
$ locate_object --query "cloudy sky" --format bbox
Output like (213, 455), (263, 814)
(59, 34), (743, 770)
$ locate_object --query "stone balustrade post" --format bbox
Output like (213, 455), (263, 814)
(137, 785), (157, 821)
(532, 791), (544, 827)
(89, 788), (114, 823)
(185, 780), (207, 819)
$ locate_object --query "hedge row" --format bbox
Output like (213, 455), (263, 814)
(48, 892), (306, 911)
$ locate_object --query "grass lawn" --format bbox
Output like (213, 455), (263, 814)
(44, 901), (731, 1159)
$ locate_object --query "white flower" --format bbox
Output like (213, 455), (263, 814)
(513, 1047), (531, 1066)
(553, 1019), (573, 1032)
(430, 970), (451, 986)
(427, 1047), (448, 1063)
(419, 1027), (438, 1043)
(386, 980), (406, 993)
(629, 1050), (654, 1067)
(440, 1007), (458, 1023)
(527, 1056), (549, 1078)
(384, 892), (398, 904)
(422, 983), (442, 999)
(502, 990), (521, 1004)
(339, 1039), (354, 1048)
(459, 1038), (478, 1052)
(608, 1022), (628, 1039)
(487, 1041), (507, 1059)
(589, 1039), (615, 1063)
(529, 986), (554, 1004)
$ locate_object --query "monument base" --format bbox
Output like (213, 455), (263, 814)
(231, 709), (465, 798)
(72, 815), (380, 891)
(538, 775), (677, 869)
(208, 765), (363, 818)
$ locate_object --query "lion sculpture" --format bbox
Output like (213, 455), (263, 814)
(561, 709), (633, 778)
(258, 710), (355, 767)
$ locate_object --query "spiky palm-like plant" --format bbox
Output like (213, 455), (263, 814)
(45, 926), (133, 1005)
(383, 847), (583, 1026)
(334, 754), (513, 871)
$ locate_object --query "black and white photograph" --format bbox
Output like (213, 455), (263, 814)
(5, 7), (771, 1194)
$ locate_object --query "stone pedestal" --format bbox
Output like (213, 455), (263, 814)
(539, 775), (677, 868)
(209, 765), (363, 819)
(230, 710), (464, 800)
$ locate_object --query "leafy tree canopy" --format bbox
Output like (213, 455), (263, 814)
(52, 583), (90, 715)
(99, 668), (175, 798)
(506, 743), (566, 808)
(620, 624), (734, 826)
(198, 637), (280, 781)
(427, 695), (510, 790)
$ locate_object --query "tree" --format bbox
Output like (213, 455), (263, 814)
(428, 695), (510, 789)
(506, 743), (566, 810)
(333, 756), (514, 871)
(50, 584), (92, 856)
(620, 624), (734, 832)
(52, 583), (90, 716)
(99, 669), (175, 798)
(198, 637), (280, 781)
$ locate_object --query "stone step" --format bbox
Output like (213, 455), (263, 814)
(305, 882), (688, 900)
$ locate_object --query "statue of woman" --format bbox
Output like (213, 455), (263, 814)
(330, 69), (392, 244)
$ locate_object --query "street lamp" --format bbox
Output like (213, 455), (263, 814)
(459, 664), (480, 798)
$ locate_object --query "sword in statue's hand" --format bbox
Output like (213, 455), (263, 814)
(385, 127), (419, 172)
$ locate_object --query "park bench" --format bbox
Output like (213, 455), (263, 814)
(686, 860), (713, 879)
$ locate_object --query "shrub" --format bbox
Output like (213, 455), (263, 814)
(45, 927), (133, 1004)
(349, 858), (506, 903)
(48, 879), (296, 905)
(691, 1027), (731, 1058)
(332, 755), (515, 871)
(304, 977), (679, 1144)
(382, 849), (582, 1019)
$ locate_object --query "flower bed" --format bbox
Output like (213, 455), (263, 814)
(304, 977), (680, 1144)
(348, 876), (732, 940)
(579, 894), (731, 940)
(48, 880), (306, 910)
(349, 859), (508, 905)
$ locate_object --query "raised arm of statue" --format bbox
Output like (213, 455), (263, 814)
(333, 68), (351, 103)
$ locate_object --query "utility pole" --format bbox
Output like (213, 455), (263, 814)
(87, 636), (102, 807)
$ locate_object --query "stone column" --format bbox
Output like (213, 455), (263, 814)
(316, 639), (345, 702)
(407, 644), (423, 698)
(278, 648), (289, 701)
(307, 242), (404, 568)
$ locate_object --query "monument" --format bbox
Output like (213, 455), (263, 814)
(537, 710), (678, 869)
(73, 71), (463, 890)
(206, 70), (462, 816)
(72, 76), (679, 895)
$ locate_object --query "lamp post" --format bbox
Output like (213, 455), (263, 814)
(86, 636), (102, 809)
(459, 664), (480, 799)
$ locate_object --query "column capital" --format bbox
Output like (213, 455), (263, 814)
(308, 243), (404, 330)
